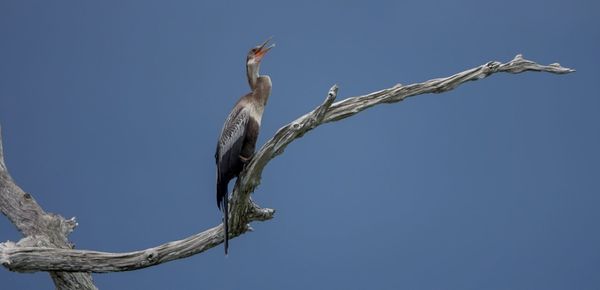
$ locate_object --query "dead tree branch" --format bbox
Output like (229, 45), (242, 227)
(0, 127), (97, 289)
(0, 54), (573, 280)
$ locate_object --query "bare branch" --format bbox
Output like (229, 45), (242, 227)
(1, 224), (234, 272)
(323, 54), (574, 123)
(0, 126), (97, 289)
(0, 55), (573, 275)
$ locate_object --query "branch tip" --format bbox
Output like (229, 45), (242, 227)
(0, 241), (14, 266)
(0, 124), (6, 172)
(329, 84), (339, 97)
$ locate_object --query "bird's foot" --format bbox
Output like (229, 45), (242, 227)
(239, 154), (253, 163)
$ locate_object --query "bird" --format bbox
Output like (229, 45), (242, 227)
(215, 38), (274, 254)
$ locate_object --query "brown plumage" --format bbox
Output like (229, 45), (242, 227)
(215, 39), (274, 255)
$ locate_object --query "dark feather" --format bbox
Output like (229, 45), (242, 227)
(216, 105), (249, 208)
(215, 99), (255, 255)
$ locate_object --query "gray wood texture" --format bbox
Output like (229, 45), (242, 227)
(0, 55), (573, 286)
(0, 126), (97, 288)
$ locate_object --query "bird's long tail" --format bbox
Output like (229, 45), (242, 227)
(223, 190), (229, 255)
(217, 181), (229, 255)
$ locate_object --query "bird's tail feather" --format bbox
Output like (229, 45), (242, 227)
(223, 189), (229, 255)
(217, 181), (229, 255)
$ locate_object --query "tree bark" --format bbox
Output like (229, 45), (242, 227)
(0, 127), (97, 288)
(0, 55), (573, 284)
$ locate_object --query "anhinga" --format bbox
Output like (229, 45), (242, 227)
(216, 38), (274, 254)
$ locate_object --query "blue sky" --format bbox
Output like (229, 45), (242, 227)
(1, 1), (599, 289)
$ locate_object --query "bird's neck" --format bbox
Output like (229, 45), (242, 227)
(246, 61), (271, 106)
(246, 62), (260, 91)
(252, 76), (272, 107)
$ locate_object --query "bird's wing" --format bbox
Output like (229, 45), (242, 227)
(215, 104), (250, 255)
(216, 104), (250, 196)
(217, 105), (250, 160)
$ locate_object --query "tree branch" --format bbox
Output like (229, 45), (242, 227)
(0, 126), (98, 289)
(0, 54), (573, 275)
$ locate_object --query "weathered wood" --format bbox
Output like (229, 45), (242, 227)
(0, 201), (275, 273)
(0, 55), (573, 277)
(0, 126), (97, 289)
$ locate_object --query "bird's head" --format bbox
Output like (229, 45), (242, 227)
(247, 38), (275, 65)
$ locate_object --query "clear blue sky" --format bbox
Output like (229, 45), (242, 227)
(1, 1), (598, 289)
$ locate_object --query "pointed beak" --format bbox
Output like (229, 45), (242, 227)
(255, 38), (275, 60)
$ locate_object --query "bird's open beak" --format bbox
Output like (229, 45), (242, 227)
(255, 38), (275, 60)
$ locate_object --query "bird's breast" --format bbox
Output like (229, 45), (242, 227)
(248, 103), (265, 125)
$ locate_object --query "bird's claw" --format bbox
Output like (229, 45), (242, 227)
(239, 154), (253, 163)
